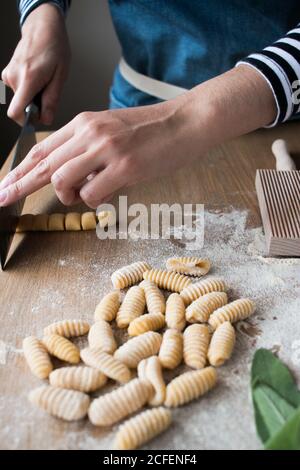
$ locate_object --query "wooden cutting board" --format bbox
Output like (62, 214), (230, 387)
(0, 123), (299, 450)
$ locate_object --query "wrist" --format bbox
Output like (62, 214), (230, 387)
(22, 3), (65, 35)
(170, 65), (277, 159)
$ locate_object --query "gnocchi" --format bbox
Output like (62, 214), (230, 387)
(137, 356), (166, 406)
(43, 334), (80, 364)
(113, 407), (171, 450)
(165, 293), (186, 331)
(186, 291), (228, 323)
(29, 385), (90, 421)
(111, 261), (151, 289)
(128, 312), (165, 336)
(183, 324), (210, 369)
(140, 279), (166, 314)
(23, 336), (53, 379)
(88, 378), (153, 426)
(88, 320), (117, 353)
(143, 268), (191, 292)
(116, 286), (146, 328)
(114, 331), (162, 368)
(165, 367), (217, 407)
(180, 278), (227, 306)
(207, 321), (236, 366)
(43, 319), (90, 338)
(208, 298), (255, 330)
(166, 257), (211, 277)
(94, 291), (120, 322)
(159, 329), (183, 370)
(80, 348), (131, 384)
(49, 366), (107, 392)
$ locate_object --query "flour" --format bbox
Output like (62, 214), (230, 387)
(1, 209), (299, 450)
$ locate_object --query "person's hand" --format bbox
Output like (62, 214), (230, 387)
(1, 3), (70, 125)
(0, 100), (203, 208)
(0, 65), (276, 209)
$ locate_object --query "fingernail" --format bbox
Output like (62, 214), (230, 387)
(0, 190), (7, 204)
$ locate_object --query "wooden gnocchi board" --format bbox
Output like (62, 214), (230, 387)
(256, 169), (300, 256)
(0, 124), (300, 450)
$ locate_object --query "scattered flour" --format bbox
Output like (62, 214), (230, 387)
(1, 209), (299, 450)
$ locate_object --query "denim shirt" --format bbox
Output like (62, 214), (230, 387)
(108, 0), (300, 109)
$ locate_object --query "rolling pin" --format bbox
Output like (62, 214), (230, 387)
(271, 139), (296, 171)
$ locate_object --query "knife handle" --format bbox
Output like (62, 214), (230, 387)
(25, 90), (43, 120)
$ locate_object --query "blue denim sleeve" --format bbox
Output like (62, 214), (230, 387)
(17, 0), (71, 26)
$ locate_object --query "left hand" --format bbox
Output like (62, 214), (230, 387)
(0, 99), (201, 208)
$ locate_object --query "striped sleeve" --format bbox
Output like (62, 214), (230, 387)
(17, 0), (71, 25)
(236, 23), (300, 127)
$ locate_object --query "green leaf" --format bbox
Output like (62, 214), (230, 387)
(251, 349), (300, 443)
(265, 407), (300, 450)
(252, 349), (300, 408)
(253, 385), (295, 438)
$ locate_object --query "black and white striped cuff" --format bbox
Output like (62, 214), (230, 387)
(18, 0), (70, 25)
(236, 23), (300, 127)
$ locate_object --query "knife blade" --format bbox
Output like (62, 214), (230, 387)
(0, 100), (40, 269)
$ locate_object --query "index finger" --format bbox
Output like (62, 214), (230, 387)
(0, 122), (74, 191)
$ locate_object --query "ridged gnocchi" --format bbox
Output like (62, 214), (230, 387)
(128, 313), (165, 336)
(111, 261), (151, 289)
(43, 334), (80, 364)
(116, 286), (146, 328)
(143, 268), (191, 293)
(140, 280), (166, 314)
(166, 257), (211, 277)
(88, 378), (153, 426)
(88, 320), (117, 353)
(208, 298), (255, 330)
(49, 366), (107, 392)
(94, 291), (120, 322)
(183, 324), (210, 369)
(165, 293), (186, 331)
(23, 336), (53, 379)
(43, 319), (90, 338)
(29, 385), (90, 421)
(137, 356), (166, 406)
(114, 331), (162, 368)
(180, 278), (227, 306)
(159, 329), (183, 370)
(113, 407), (172, 450)
(207, 321), (236, 366)
(80, 348), (131, 384)
(186, 291), (228, 323)
(165, 367), (217, 407)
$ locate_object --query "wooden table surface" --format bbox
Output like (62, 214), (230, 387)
(0, 124), (299, 450)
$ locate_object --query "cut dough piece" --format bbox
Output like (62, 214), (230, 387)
(16, 214), (34, 232)
(65, 212), (82, 231)
(31, 214), (49, 231)
(81, 212), (97, 230)
(48, 213), (65, 231)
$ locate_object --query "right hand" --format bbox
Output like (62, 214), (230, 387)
(1, 4), (71, 125)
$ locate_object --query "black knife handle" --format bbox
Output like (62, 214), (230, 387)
(25, 90), (43, 120)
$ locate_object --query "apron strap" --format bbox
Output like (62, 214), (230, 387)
(119, 57), (188, 101)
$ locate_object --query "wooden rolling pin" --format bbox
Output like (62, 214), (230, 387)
(271, 139), (296, 171)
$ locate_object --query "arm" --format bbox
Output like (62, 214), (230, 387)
(0, 24), (298, 208)
(2, 1), (71, 125)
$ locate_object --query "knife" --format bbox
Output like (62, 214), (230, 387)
(0, 96), (41, 269)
